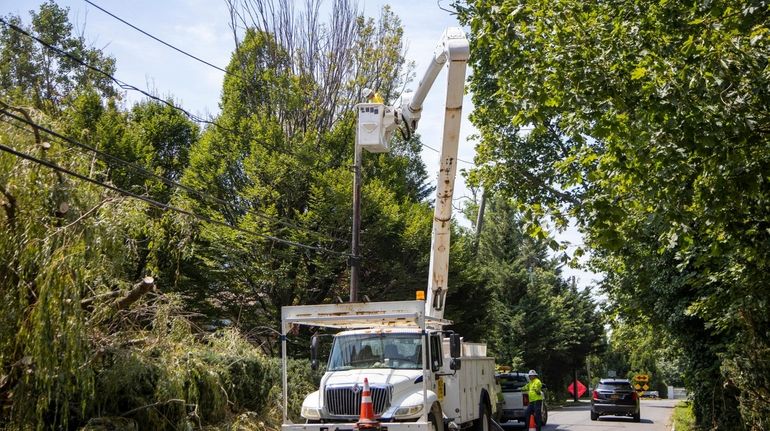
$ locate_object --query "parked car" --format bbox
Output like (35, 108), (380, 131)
(591, 378), (640, 422)
(496, 372), (548, 425)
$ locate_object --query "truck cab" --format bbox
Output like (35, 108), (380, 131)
(301, 328), (445, 422)
(280, 301), (499, 431)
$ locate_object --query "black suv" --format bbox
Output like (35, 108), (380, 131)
(591, 378), (640, 422)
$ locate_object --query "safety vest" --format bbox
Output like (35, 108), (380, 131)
(525, 377), (543, 402)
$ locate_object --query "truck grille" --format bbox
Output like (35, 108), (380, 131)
(325, 384), (392, 416)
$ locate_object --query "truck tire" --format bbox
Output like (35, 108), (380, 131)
(590, 410), (599, 421)
(475, 402), (491, 431)
(428, 403), (444, 431)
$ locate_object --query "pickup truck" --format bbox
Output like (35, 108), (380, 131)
(497, 372), (548, 425)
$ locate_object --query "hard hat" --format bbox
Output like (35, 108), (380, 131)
(528, 369), (538, 376)
(363, 88), (374, 99)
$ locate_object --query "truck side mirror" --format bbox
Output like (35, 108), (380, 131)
(449, 334), (462, 370)
(311, 335), (319, 371)
(449, 334), (461, 358)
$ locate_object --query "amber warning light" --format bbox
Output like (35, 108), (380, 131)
(416, 291), (425, 300)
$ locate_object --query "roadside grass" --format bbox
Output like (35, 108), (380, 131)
(672, 401), (696, 430)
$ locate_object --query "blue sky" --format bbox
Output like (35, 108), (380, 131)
(2, 0), (600, 289)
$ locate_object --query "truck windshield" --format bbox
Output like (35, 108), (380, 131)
(328, 333), (422, 371)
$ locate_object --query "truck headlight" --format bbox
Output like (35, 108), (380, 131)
(301, 406), (321, 419)
(394, 403), (423, 418)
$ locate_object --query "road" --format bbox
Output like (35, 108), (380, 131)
(498, 399), (678, 431)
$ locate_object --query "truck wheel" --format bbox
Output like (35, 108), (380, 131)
(475, 402), (491, 431)
(542, 403), (548, 425)
(590, 410), (598, 421)
(428, 404), (444, 431)
(633, 412), (641, 422)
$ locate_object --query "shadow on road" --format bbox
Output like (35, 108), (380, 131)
(596, 416), (655, 424)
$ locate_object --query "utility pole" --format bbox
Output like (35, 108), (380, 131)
(473, 190), (486, 254)
(573, 367), (579, 402)
(350, 143), (362, 303)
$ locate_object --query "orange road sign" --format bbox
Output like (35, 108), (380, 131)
(634, 374), (649, 382)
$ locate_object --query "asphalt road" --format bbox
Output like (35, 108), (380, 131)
(498, 399), (678, 431)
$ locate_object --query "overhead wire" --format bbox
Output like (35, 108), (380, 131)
(0, 17), (308, 161)
(2, 11), (475, 240)
(84, 0), (237, 79)
(418, 140), (475, 166)
(73, 4), (479, 168)
(0, 105), (344, 244)
(0, 19), (215, 127)
(0, 139), (352, 258)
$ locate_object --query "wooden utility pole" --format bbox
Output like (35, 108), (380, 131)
(473, 190), (486, 254)
(350, 144), (362, 303)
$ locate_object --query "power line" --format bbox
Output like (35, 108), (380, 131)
(0, 17), (316, 165)
(84, 0), (239, 79)
(0, 141), (352, 258)
(419, 141), (475, 166)
(0, 105), (344, 244)
(57, 8), (478, 169)
(0, 18), (212, 125)
(0, 18), (281, 152)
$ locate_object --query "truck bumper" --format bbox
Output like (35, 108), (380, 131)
(282, 422), (431, 431)
(501, 408), (526, 422)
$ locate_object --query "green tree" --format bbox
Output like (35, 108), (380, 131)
(172, 3), (433, 354)
(456, 0), (770, 426)
(454, 197), (604, 399)
(0, 1), (116, 112)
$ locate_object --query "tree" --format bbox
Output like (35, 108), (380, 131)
(0, 1), (116, 112)
(452, 196), (604, 398)
(456, 0), (770, 426)
(171, 1), (433, 354)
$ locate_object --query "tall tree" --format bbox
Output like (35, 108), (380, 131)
(456, 0), (770, 427)
(174, 1), (432, 353)
(0, 1), (116, 111)
(452, 196), (604, 398)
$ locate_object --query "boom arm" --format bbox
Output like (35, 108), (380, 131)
(420, 27), (468, 320)
(358, 28), (468, 320)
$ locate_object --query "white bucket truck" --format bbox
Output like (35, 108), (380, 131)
(280, 28), (499, 431)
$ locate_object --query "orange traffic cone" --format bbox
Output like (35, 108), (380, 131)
(528, 414), (537, 431)
(356, 378), (380, 429)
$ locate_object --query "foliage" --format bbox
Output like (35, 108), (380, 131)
(595, 317), (683, 396)
(673, 401), (698, 431)
(175, 2), (432, 355)
(456, 0), (770, 427)
(0, 1), (116, 112)
(448, 196), (604, 401)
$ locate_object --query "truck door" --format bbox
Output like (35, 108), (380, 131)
(430, 333), (443, 371)
(430, 333), (445, 402)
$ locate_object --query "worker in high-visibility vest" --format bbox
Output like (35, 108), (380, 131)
(522, 369), (544, 431)
(363, 88), (384, 104)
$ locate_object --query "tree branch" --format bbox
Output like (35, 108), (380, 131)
(116, 276), (156, 310)
(81, 276), (155, 309)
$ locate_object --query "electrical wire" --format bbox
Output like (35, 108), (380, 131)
(0, 141), (352, 258)
(84, 0), (238, 79)
(59, 7), (478, 169)
(0, 19), (215, 125)
(419, 140), (475, 166)
(0, 105), (344, 244)
(0, 17), (308, 160)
